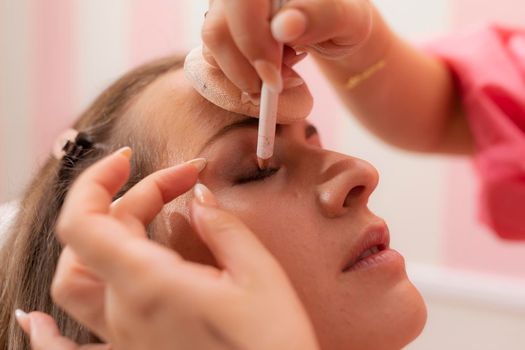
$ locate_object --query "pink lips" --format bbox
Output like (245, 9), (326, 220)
(341, 223), (391, 273)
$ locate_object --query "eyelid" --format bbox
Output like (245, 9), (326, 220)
(234, 167), (280, 185)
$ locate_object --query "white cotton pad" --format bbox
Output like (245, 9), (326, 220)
(183, 47), (313, 124)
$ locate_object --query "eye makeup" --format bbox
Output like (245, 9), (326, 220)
(198, 121), (318, 188)
(198, 128), (277, 182)
(234, 167), (281, 185)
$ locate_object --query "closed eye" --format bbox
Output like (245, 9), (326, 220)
(234, 167), (280, 185)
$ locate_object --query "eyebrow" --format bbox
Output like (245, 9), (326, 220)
(199, 117), (282, 153)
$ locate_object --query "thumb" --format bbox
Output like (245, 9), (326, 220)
(26, 312), (111, 350)
(271, 0), (372, 48)
(190, 184), (281, 285)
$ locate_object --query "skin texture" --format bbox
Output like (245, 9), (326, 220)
(135, 69), (427, 349)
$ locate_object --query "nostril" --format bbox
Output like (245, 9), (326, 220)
(343, 185), (366, 207)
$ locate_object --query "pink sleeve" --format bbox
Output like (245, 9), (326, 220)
(425, 25), (525, 240)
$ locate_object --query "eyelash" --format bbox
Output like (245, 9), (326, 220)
(234, 167), (280, 185)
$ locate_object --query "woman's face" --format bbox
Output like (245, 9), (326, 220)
(131, 69), (427, 350)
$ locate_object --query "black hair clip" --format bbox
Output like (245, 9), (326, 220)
(52, 129), (94, 164)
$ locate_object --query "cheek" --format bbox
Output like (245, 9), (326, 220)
(216, 188), (328, 283)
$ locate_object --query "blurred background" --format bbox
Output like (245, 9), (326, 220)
(1, 0), (524, 348)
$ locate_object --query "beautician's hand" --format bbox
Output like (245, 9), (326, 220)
(202, 0), (374, 93)
(17, 148), (319, 350)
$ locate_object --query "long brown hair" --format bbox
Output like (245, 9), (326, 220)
(0, 55), (185, 349)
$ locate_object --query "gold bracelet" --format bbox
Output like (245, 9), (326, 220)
(345, 59), (386, 90)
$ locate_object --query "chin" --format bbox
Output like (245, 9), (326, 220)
(398, 280), (427, 347)
(371, 279), (428, 350)
(313, 278), (427, 350)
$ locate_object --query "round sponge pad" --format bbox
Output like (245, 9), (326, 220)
(183, 47), (313, 124)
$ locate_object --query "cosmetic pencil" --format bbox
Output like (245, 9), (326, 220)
(257, 0), (284, 169)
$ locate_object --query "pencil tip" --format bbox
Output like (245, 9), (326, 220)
(257, 157), (270, 170)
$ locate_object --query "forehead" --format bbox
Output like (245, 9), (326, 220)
(130, 69), (245, 163)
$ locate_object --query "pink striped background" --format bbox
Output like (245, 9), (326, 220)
(33, 0), (75, 162)
(130, 1), (187, 66)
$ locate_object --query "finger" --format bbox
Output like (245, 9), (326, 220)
(201, 44), (219, 68)
(272, 0), (372, 47)
(51, 247), (109, 341)
(27, 312), (111, 350)
(202, 0), (261, 93)
(56, 154), (216, 294)
(15, 309), (31, 334)
(221, 0), (283, 91)
(282, 46), (308, 67)
(282, 64), (305, 90)
(57, 189), (218, 294)
(27, 312), (78, 350)
(56, 147), (132, 245)
(191, 184), (281, 285)
(111, 159), (205, 231)
(271, 6), (308, 43)
(58, 210), (210, 293)
(79, 344), (111, 350)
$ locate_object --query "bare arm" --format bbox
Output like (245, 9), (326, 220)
(314, 7), (473, 155)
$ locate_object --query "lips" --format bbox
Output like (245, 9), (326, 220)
(341, 224), (390, 273)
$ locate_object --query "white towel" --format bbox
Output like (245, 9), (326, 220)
(0, 201), (19, 247)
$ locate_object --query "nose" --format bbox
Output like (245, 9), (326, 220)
(316, 152), (379, 218)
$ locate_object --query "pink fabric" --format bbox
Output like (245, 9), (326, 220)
(426, 25), (525, 240)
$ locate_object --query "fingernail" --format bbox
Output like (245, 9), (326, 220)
(185, 158), (207, 173)
(293, 46), (309, 54)
(15, 309), (28, 323)
(241, 92), (261, 106)
(194, 183), (217, 207)
(284, 76), (304, 89)
(111, 197), (122, 208)
(14, 309), (30, 333)
(284, 52), (308, 67)
(202, 47), (219, 68)
(241, 92), (250, 104)
(271, 9), (307, 43)
(115, 146), (132, 159)
(253, 60), (282, 93)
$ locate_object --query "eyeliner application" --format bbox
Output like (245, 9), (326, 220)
(257, 0), (285, 170)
